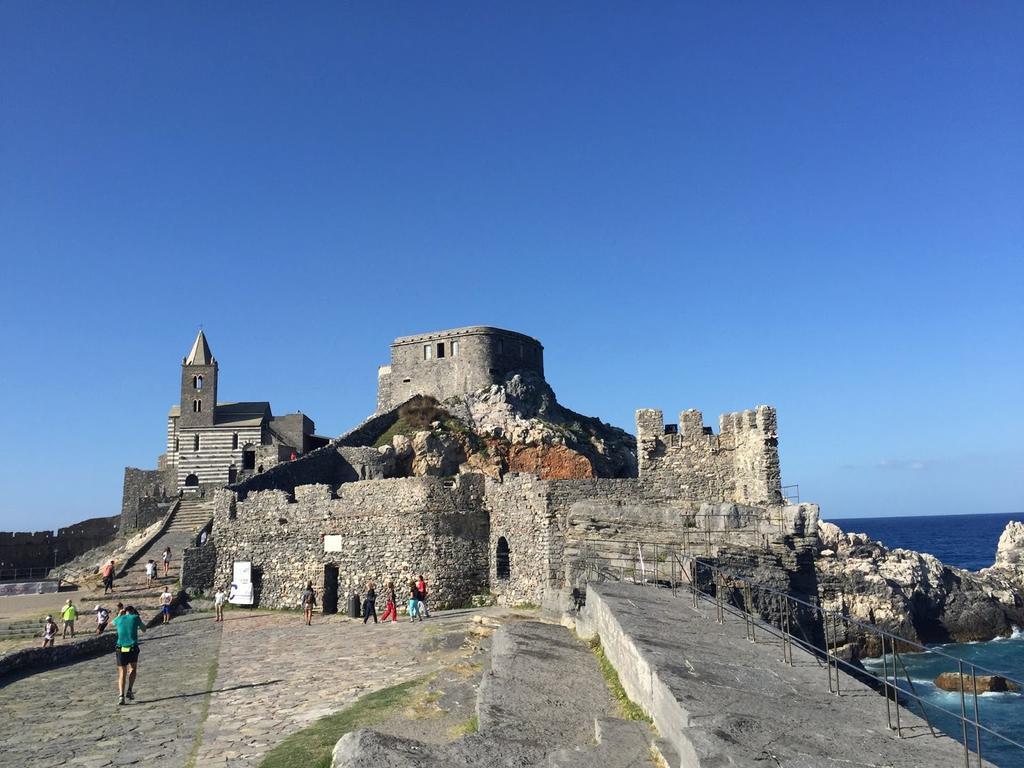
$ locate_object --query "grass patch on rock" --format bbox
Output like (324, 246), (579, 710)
(588, 637), (652, 724)
(258, 678), (424, 768)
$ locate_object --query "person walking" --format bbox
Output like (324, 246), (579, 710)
(41, 615), (57, 648)
(363, 583), (378, 624)
(160, 587), (173, 624)
(113, 605), (145, 705)
(145, 559), (156, 586)
(301, 581), (316, 626)
(95, 605), (110, 634)
(162, 547), (172, 577)
(416, 574), (430, 618)
(380, 581), (398, 623)
(60, 599), (77, 638)
(214, 586), (226, 622)
(102, 560), (115, 595)
(407, 582), (421, 622)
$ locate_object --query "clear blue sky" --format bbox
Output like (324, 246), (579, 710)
(1, 4), (1021, 531)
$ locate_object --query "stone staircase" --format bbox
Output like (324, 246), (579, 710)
(96, 499), (215, 609)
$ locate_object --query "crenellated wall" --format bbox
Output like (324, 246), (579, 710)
(635, 406), (782, 506)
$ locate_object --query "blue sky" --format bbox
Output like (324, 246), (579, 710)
(0, 4), (1021, 530)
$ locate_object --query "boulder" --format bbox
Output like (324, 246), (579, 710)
(934, 672), (1021, 694)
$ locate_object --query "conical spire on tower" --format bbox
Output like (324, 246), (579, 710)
(185, 330), (215, 366)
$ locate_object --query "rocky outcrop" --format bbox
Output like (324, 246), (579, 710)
(816, 521), (1024, 656)
(934, 672), (1021, 694)
(981, 521), (1024, 592)
(372, 373), (636, 482)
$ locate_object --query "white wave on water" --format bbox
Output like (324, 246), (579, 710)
(991, 625), (1023, 642)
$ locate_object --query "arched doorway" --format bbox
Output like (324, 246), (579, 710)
(184, 473), (199, 487)
(242, 446), (256, 471)
(496, 536), (510, 579)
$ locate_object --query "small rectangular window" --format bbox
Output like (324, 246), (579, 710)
(193, 434), (200, 451)
(436, 342), (445, 359)
(423, 344), (432, 360)
(451, 340), (459, 357)
(496, 339), (504, 354)
(232, 432), (239, 450)
(519, 343), (524, 359)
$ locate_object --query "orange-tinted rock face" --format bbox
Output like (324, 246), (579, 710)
(506, 444), (595, 480)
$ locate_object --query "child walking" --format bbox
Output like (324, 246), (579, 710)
(407, 582), (421, 622)
(380, 581), (398, 623)
(41, 615), (57, 647)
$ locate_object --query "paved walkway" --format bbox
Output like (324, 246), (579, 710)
(0, 606), (503, 768)
(0, 612), (222, 768)
(193, 608), (489, 767)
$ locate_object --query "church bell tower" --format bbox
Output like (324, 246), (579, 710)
(179, 330), (218, 429)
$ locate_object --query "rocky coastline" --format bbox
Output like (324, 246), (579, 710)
(816, 518), (1024, 658)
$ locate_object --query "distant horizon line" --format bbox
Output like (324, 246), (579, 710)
(827, 510), (1023, 521)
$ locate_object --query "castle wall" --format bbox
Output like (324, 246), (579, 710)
(211, 475), (489, 610)
(382, 327), (544, 409)
(484, 474), (555, 605)
(121, 467), (173, 533)
(1, 515), (120, 571)
(635, 406), (782, 506)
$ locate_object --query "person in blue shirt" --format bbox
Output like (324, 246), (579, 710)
(112, 605), (145, 705)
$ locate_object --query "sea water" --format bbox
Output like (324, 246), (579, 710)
(830, 512), (1024, 766)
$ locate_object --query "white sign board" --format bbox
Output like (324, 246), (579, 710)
(229, 561), (254, 606)
(324, 535), (343, 553)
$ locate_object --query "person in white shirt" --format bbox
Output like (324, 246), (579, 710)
(145, 560), (156, 586)
(213, 587), (226, 622)
(160, 588), (173, 624)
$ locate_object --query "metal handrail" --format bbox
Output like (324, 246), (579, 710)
(0, 567), (53, 582)
(576, 542), (1024, 768)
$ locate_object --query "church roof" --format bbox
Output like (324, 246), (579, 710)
(168, 401), (271, 427)
(185, 330), (215, 366)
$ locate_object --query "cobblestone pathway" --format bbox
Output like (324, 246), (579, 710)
(0, 605), (500, 768)
(193, 608), (486, 767)
(0, 612), (222, 768)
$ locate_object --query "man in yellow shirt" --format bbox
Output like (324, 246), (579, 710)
(60, 599), (78, 638)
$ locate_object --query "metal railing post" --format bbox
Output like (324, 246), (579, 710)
(882, 634), (893, 730)
(958, 660), (970, 768)
(971, 663), (982, 767)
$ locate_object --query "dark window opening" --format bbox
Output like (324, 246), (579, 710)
(193, 375), (203, 390)
(193, 434), (200, 451)
(232, 432), (239, 450)
(496, 339), (504, 354)
(174, 437), (179, 452)
(184, 473), (199, 487)
(257, 464), (264, 473)
(228, 465), (238, 484)
(496, 536), (510, 579)
(242, 448), (256, 470)
(402, 378), (411, 383)
(664, 424), (678, 435)
(436, 343), (445, 358)
(519, 343), (524, 359)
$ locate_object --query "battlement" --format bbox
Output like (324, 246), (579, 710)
(635, 405), (782, 505)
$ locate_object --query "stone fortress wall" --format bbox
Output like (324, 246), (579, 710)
(165, 324), (814, 613)
(210, 475), (490, 610)
(377, 326), (544, 412)
(0, 514), (121, 570)
(636, 405), (782, 506)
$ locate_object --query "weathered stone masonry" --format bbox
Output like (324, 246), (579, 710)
(211, 476), (489, 610)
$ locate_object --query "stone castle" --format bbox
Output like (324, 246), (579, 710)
(122, 326), (818, 612)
